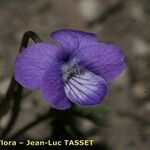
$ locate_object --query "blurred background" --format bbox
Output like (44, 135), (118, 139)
(0, 0), (150, 150)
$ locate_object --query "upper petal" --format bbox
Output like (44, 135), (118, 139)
(64, 70), (108, 106)
(42, 63), (71, 110)
(14, 43), (61, 88)
(70, 43), (125, 83)
(51, 29), (98, 55)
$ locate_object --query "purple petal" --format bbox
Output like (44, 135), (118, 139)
(70, 43), (125, 83)
(51, 29), (98, 55)
(14, 43), (61, 88)
(42, 63), (71, 110)
(64, 71), (108, 106)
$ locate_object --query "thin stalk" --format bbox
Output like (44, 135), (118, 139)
(0, 31), (42, 138)
(9, 110), (52, 140)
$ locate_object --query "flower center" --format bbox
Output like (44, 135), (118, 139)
(61, 60), (84, 83)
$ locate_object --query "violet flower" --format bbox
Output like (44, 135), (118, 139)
(14, 29), (125, 110)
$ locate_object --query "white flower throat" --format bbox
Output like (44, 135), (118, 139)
(62, 60), (85, 83)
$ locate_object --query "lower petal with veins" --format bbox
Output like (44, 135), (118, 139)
(64, 70), (108, 106)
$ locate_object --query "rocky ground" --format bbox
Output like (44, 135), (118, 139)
(0, 0), (150, 150)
